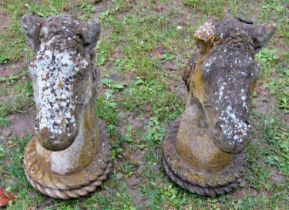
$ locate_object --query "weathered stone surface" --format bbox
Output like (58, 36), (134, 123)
(163, 16), (276, 197)
(22, 14), (110, 199)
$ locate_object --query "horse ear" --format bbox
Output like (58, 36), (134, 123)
(194, 18), (217, 43)
(82, 18), (101, 51)
(22, 14), (42, 52)
(193, 18), (218, 53)
(250, 24), (276, 52)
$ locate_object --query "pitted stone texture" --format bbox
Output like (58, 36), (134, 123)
(22, 14), (110, 199)
(22, 14), (100, 151)
(183, 16), (276, 153)
(24, 122), (111, 199)
(163, 119), (245, 197)
(164, 16), (275, 197)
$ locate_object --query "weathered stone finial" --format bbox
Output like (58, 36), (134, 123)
(163, 17), (276, 197)
(22, 14), (111, 199)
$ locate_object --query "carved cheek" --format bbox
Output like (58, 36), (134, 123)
(248, 64), (260, 95)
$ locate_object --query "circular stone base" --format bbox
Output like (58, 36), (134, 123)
(163, 119), (246, 197)
(24, 121), (111, 200)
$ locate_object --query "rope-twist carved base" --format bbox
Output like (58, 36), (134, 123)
(24, 122), (111, 200)
(25, 163), (111, 199)
(163, 119), (246, 197)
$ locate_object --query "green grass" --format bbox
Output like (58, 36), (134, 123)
(256, 48), (289, 113)
(0, 18), (26, 64)
(0, 0), (288, 209)
(0, 78), (34, 117)
(0, 116), (10, 128)
(184, 0), (228, 16)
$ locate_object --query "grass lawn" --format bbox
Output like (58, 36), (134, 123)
(0, 0), (288, 209)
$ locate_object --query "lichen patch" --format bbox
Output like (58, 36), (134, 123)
(29, 42), (88, 137)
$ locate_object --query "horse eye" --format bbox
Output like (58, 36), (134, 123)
(216, 121), (223, 132)
(236, 17), (254, 25)
(39, 32), (45, 39)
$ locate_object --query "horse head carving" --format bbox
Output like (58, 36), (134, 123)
(163, 16), (276, 197)
(22, 14), (111, 199)
(22, 14), (100, 151)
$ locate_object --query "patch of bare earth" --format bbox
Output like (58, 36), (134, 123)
(271, 168), (287, 186)
(254, 82), (278, 116)
(254, 78), (288, 126)
(127, 186), (146, 209)
(0, 4), (26, 77)
(0, 3), (11, 35)
(126, 149), (147, 207)
(0, 4), (27, 77)
(231, 186), (260, 199)
(0, 108), (35, 139)
(0, 3), (30, 146)
(0, 59), (27, 77)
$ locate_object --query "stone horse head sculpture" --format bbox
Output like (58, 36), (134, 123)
(163, 16), (276, 197)
(22, 14), (111, 199)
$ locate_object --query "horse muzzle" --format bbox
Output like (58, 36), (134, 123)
(211, 119), (252, 153)
(35, 124), (78, 151)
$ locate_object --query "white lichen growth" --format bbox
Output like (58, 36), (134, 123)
(216, 83), (250, 145)
(29, 41), (88, 136)
(194, 20), (216, 42)
(219, 104), (250, 145)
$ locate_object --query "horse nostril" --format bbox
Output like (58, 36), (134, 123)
(216, 121), (223, 132)
(244, 120), (250, 126)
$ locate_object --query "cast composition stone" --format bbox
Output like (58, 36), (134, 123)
(22, 14), (111, 199)
(163, 16), (276, 197)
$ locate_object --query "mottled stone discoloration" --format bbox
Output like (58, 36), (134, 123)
(163, 16), (276, 196)
(22, 14), (100, 151)
(22, 14), (110, 199)
(185, 17), (276, 153)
